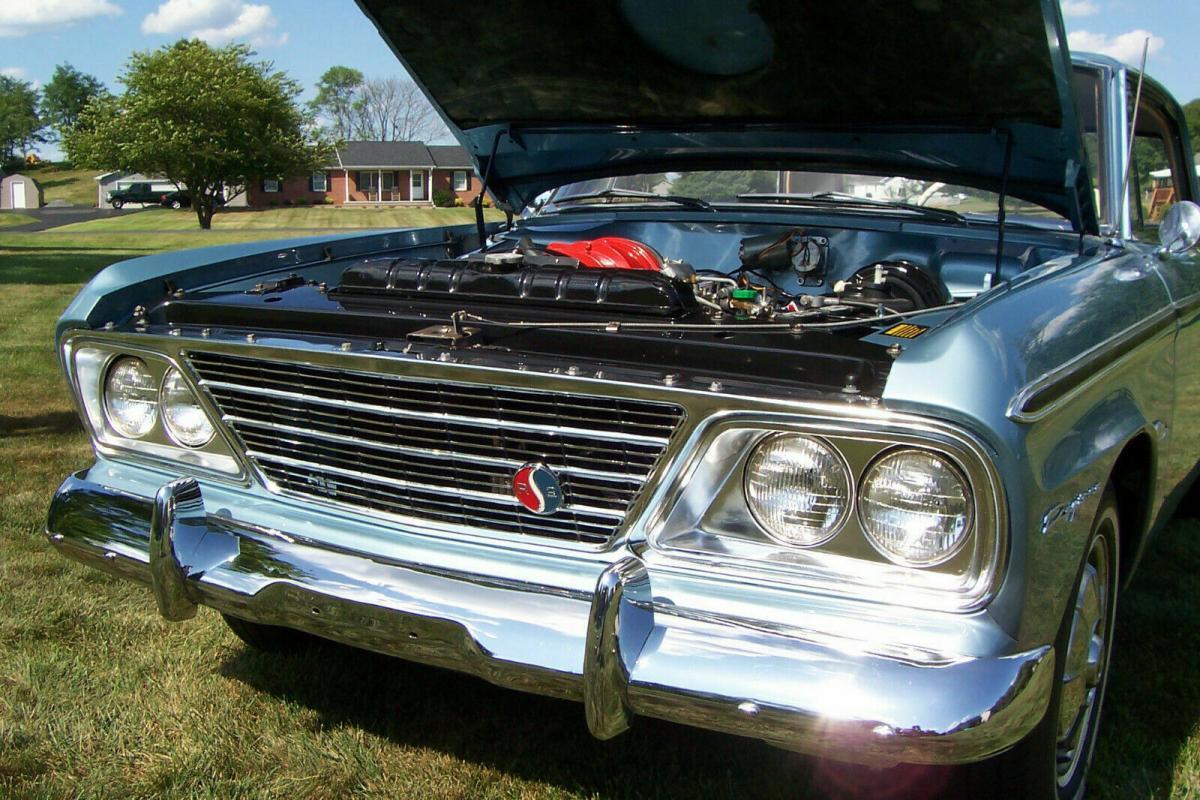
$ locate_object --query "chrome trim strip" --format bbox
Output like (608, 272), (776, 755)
(199, 378), (672, 447)
(246, 450), (628, 520)
(1007, 305), (1176, 423)
(224, 414), (647, 483)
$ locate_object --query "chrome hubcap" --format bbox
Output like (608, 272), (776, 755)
(1056, 531), (1111, 788)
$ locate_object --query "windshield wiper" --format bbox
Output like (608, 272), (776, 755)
(738, 192), (966, 224)
(552, 188), (715, 212)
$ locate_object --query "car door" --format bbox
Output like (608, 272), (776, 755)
(1127, 80), (1200, 505)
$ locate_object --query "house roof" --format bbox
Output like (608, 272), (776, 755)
(331, 141), (473, 169)
(428, 145), (473, 168)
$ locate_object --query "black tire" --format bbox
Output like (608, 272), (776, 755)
(169, 199), (182, 209)
(974, 487), (1120, 799)
(221, 613), (318, 652)
(111, 199), (123, 209)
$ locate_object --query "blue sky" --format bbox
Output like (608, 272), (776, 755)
(2, 0), (1197, 159)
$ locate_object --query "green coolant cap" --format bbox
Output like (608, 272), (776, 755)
(731, 288), (758, 301)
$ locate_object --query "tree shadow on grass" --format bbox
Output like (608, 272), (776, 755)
(0, 412), (83, 438)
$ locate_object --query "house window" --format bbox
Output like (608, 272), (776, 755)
(453, 170), (469, 191)
(358, 172), (394, 192)
(263, 179), (280, 193)
(311, 172), (328, 192)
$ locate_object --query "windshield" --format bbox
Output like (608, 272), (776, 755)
(543, 170), (1069, 225)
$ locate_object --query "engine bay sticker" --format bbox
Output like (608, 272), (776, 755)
(883, 323), (929, 339)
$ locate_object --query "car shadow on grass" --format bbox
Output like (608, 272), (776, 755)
(219, 631), (978, 799)
(1090, 513), (1200, 799)
(216, 519), (1199, 800)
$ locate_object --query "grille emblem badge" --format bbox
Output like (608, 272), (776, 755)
(513, 463), (563, 515)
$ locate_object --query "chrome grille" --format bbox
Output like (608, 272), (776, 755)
(187, 351), (685, 544)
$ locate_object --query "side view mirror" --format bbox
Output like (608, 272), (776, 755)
(1158, 201), (1200, 257)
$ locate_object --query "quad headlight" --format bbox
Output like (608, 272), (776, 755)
(160, 368), (215, 447)
(103, 357), (159, 438)
(858, 448), (973, 566)
(744, 433), (852, 546)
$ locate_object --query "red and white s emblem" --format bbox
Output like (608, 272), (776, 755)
(512, 463), (563, 515)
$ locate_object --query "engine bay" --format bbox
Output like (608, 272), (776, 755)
(328, 219), (1074, 333)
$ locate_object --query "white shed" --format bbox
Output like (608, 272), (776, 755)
(0, 173), (43, 209)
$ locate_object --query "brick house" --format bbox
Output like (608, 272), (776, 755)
(245, 141), (482, 208)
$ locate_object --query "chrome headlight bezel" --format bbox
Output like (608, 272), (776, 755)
(63, 336), (243, 480)
(643, 413), (1003, 613)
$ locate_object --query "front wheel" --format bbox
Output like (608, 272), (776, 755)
(977, 488), (1120, 799)
(110, 199), (123, 209)
(169, 199), (182, 209)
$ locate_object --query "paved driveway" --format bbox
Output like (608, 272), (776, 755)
(0, 206), (144, 232)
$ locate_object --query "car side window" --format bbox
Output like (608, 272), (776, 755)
(1129, 87), (1194, 241)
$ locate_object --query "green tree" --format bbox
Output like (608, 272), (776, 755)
(671, 170), (777, 201)
(309, 65), (363, 142)
(1183, 98), (1200, 150)
(40, 63), (106, 140)
(67, 40), (328, 229)
(0, 75), (45, 165)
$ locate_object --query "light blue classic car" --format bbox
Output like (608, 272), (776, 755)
(46, 1), (1200, 797)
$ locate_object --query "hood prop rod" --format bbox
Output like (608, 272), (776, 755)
(993, 129), (1014, 286)
(474, 127), (508, 249)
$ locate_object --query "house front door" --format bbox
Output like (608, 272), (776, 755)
(410, 170), (424, 201)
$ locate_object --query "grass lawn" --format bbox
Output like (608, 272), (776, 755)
(19, 162), (102, 207)
(55, 205), (500, 233)
(0, 213), (36, 229)
(0, 231), (1197, 798)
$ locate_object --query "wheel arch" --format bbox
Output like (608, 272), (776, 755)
(1107, 431), (1155, 585)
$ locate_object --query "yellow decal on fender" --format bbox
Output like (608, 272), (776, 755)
(883, 323), (929, 339)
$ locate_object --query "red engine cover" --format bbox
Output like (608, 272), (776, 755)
(545, 237), (662, 270)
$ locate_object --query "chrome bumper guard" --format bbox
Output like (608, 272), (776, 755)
(47, 472), (1053, 766)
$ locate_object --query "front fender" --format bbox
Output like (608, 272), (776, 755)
(882, 245), (1173, 648)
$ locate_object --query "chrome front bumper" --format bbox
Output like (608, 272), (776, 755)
(47, 471), (1053, 766)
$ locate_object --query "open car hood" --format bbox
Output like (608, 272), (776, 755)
(356, 0), (1097, 232)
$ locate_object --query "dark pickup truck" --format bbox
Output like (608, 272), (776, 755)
(107, 182), (189, 209)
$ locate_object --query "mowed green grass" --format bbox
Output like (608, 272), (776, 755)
(55, 205), (499, 233)
(21, 163), (101, 207)
(0, 228), (1198, 798)
(0, 213), (36, 229)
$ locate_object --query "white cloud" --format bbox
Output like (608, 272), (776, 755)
(1061, 0), (1100, 17)
(0, 0), (121, 37)
(142, 0), (286, 46)
(1068, 29), (1164, 64)
(1, 67), (28, 79)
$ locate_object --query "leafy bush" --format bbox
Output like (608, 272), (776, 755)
(432, 188), (455, 208)
(294, 197), (310, 206)
(453, 196), (464, 207)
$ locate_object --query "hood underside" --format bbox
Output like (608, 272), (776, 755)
(357, 0), (1096, 231)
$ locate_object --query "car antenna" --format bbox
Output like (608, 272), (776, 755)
(992, 129), (1014, 286)
(1119, 38), (1151, 237)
